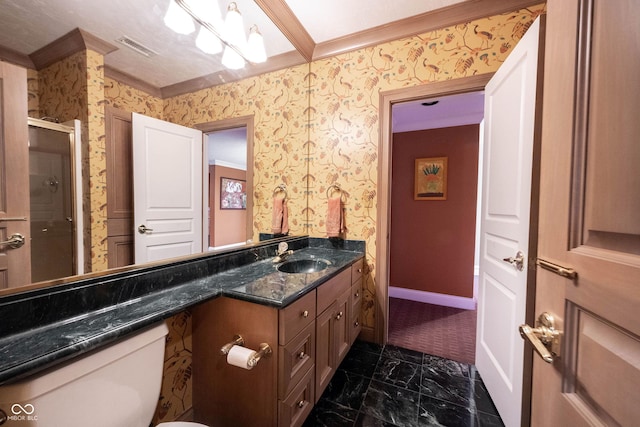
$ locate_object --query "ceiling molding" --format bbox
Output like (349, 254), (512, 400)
(104, 65), (163, 99)
(313, 0), (545, 59)
(161, 50), (306, 99)
(0, 45), (35, 69)
(30, 28), (118, 70)
(254, 0), (315, 62)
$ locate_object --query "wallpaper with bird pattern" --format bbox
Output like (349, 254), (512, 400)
(23, 3), (544, 424)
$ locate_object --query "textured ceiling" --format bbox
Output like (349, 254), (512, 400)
(0, 0), (469, 88)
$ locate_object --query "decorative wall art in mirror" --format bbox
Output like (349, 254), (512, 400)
(220, 177), (247, 210)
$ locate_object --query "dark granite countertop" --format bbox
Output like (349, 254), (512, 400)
(0, 238), (364, 385)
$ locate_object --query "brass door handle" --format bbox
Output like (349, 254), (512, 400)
(503, 251), (525, 271)
(0, 233), (25, 249)
(519, 312), (562, 363)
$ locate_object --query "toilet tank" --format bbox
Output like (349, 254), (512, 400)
(0, 322), (169, 427)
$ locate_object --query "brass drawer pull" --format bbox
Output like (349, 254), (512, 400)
(335, 311), (343, 320)
(297, 400), (306, 409)
(354, 292), (359, 298)
(354, 321), (359, 327)
(298, 351), (306, 359)
(302, 310), (309, 318)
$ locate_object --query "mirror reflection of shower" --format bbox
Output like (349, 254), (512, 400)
(28, 118), (83, 282)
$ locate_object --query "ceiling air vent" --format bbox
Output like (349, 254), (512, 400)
(115, 36), (158, 58)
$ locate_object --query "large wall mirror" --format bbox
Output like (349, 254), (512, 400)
(0, 0), (311, 294)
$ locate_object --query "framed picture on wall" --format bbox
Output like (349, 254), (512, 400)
(220, 177), (247, 210)
(414, 157), (447, 200)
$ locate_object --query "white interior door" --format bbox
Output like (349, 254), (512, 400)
(476, 17), (544, 427)
(132, 113), (203, 264)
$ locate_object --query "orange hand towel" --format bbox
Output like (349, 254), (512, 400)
(326, 196), (344, 237)
(271, 197), (289, 234)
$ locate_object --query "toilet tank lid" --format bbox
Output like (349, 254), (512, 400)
(0, 321), (169, 401)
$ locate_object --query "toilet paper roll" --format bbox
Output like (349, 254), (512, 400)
(226, 345), (257, 370)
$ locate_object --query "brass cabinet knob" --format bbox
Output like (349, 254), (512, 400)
(302, 310), (309, 318)
(354, 321), (359, 327)
(297, 400), (306, 409)
(336, 311), (343, 320)
(354, 292), (360, 297)
(298, 351), (306, 359)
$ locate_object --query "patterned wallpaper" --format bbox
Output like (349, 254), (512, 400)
(163, 63), (310, 242)
(104, 77), (164, 119)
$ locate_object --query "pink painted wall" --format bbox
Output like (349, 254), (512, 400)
(209, 165), (247, 247)
(390, 125), (479, 298)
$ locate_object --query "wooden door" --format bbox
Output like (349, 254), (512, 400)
(530, 0), (640, 425)
(475, 17), (544, 427)
(132, 113), (203, 263)
(105, 107), (134, 268)
(0, 61), (30, 288)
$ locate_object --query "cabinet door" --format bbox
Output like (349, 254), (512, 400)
(334, 288), (350, 366)
(315, 301), (335, 401)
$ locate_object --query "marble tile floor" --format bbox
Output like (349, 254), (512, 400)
(304, 340), (504, 427)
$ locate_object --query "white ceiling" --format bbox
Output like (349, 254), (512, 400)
(0, 0), (468, 88)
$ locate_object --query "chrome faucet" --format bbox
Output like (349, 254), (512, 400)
(273, 242), (293, 263)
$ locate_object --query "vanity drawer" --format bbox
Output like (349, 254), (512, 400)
(279, 290), (316, 346)
(351, 279), (362, 311)
(317, 268), (351, 314)
(278, 366), (315, 427)
(351, 258), (364, 283)
(279, 322), (315, 399)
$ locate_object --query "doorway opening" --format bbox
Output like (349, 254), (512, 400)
(205, 127), (248, 250)
(197, 115), (254, 251)
(386, 91), (484, 364)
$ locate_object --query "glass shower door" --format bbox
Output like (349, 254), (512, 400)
(28, 122), (75, 282)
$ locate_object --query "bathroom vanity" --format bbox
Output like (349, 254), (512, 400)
(192, 257), (363, 427)
(0, 236), (364, 427)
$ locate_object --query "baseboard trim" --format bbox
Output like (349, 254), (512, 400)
(389, 286), (477, 310)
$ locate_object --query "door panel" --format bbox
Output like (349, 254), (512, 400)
(476, 16), (544, 427)
(532, 0), (640, 426)
(0, 62), (30, 288)
(132, 113), (203, 264)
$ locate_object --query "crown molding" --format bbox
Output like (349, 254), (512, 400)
(160, 50), (307, 99)
(254, 0), (315, 62)
(104, 65), (163, 99)
(30, 28), (118, 70)
(0, 45), (35, 69)
(312, 0), (545, 60)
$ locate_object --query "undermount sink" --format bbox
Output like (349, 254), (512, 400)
(277, 259), (330, 274)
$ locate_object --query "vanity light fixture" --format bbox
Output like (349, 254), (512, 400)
(164, 0), (267, 69)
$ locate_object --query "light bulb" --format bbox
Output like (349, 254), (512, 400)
(164, 0), (195, 35)
(196, 27), (222, 54)
(247, 25), (267, 63)
(222, 46), (245, 69)
(224, 2), (246, 47)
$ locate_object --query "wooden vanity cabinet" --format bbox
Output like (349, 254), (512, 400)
(350, 258), (364, 345)
(315, 268), (352, 401)
(192, 258), (363, 427)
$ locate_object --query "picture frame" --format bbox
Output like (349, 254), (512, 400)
(220, 177), (247, 210)
(414, 157), (447, 200)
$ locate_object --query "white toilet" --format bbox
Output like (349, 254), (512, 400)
(0, 322), (208, 427)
